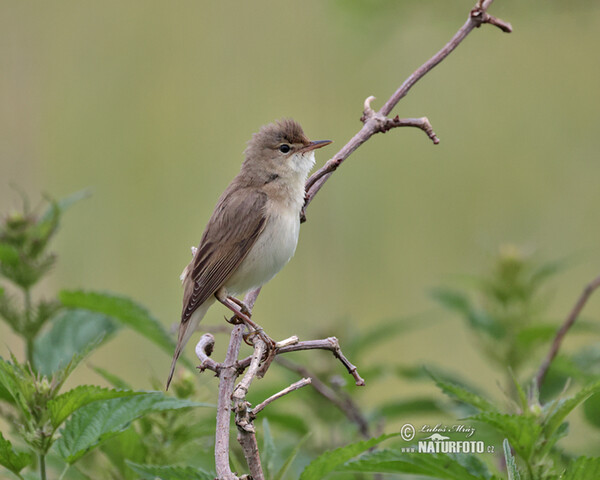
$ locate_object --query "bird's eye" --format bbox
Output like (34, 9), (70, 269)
(279, 144), (291, 154)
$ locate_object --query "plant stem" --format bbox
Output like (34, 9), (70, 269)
(58, 464), (70, 480)
(24, 288), (35, 367)
(39, 453), (46, 480)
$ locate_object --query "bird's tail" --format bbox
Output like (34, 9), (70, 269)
(165, 300), (213, 390)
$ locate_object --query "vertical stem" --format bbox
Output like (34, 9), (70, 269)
(24, 288), (35, 367)
(38, 453), (46, 480)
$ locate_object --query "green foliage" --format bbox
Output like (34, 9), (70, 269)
(0, 431), (33, 477)
(33, 310), (118, 376)
(299, 433), (398, 480)
(58, 290), (185, 366)
(55, 393), (209, 464)
(126, 461), (214, 480)
(2, 194), (600, 480)
(338, 449), (500, 479)
(503, 440), (521, 480)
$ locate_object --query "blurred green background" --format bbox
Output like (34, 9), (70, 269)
(1, 0), (600, 451)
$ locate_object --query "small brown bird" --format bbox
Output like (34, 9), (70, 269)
(167, 119), (331, 388)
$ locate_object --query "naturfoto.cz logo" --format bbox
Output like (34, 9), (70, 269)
(400, 423), (495, 454)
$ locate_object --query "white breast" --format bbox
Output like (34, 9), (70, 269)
(225, 201), (300, 296)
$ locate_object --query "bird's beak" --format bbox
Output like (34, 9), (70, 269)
(300, 140), (333, 153)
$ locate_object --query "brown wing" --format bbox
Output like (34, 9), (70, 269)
(181, 186), (268, 323)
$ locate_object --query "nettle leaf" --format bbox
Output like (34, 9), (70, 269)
(0, 431), (33, 475)
(470, 412), (541, 460)
(338, 449), (497, 480)
(55, 393), (210, 464)
(562, 456), (600, 480)
(48, 386), (142, 429)
(543, 379), (600, 439)
(34, 309), (119, 376)
(299, 432), (399, 480)
(261, 418), (276, 479)
(432, 374), (498, 414)
(89, 365), (132, 390)
(58, 290), (180, 364)
(0, 356), (34, 421)
(126, 461), (214, 480)
(503, 439), (521, 480)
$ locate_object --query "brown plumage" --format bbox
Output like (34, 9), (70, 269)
(167, 119), (331, 389)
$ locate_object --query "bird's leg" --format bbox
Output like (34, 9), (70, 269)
(215, 289), (276, 349)
(226, 295), (252, 317)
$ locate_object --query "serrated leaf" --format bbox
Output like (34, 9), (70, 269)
(503, 439), (521, 480)
(34, 309), (118, 376)
(89, 365), (132, 390)
(299, 432), (399, 480)
(338, 448), (495, 479)
(58, 290), (183, 365)
(0, 357), (33, 420)
(470, 412), (541, 460)
(432, 374), (498, 414)
(48, 386), (142, 429)
(561, 456), (600, 480)
(126, 461), (214, 480)
(543, 379), (600, 439)
(0, 431), (32, 475)
(55, 393), (211, 464)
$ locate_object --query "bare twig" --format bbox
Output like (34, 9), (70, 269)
(251, 378), (312, 417)
(214, 324), (245, 480)
(535, 275), (600, 390)
(301, 0), (511, 221)
(237, 337), (365, 386)
(195, 333), (220, 373)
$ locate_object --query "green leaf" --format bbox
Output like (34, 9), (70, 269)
(58, 291), (181, 364)
(562, 456), (600, 480)
(100, 428), (145, 479)
(432, 373), (498, 414)
(126, 461), (214, 480)
(89, 365), (132, 390)
(543, 379), (600, 439)
(273, 433), (311, 480)
(470, 412), (541, 460)
(39, 189), (91, 224)
(261, 418), (276, 479)
(34, 309), (118, 376)
(48, 386), (142, 429)
(583, 392), (600, 429)
(0, 431), (32, 476)
(0, 357), (33, 420)
(430, 287), (503, 338)
(299, 432), (399, 480)
(55, 392), (211, 464)
(338, 449), (496, 479)
(0, 287), (22, 333)
(503, 439), (521, 480)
